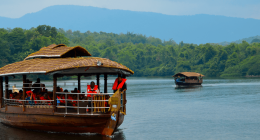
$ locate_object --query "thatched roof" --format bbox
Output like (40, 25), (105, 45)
(24, 44), (91, 60)
(173, 72), (204, 77)
(0, 57), (134, 76)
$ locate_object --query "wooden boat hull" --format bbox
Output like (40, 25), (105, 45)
(0, 106), (124, 136)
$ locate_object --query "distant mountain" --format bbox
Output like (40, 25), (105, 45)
(0, 5), (260, 44)
(218, 35), (260, 46)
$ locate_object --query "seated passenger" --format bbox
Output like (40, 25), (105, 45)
(26, 90), (37, 104)
(71, 88), (79, 93)
(57, 94), (65, 105)
(58, 94), (66, 104)
(40, 93), (51, 105)
(25, 92), (34, 105)
(13, 91), (22, 100)
(67, 94), (77, 106)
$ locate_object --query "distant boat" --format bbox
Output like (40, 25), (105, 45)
(173, 72), (204, 86)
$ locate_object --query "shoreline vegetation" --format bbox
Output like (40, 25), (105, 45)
(0, 25), (260, 79)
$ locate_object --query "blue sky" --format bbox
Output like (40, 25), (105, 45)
(1, 0), (260, 19)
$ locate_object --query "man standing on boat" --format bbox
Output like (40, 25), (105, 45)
(112, 74), (127, 93)
(112, 74), (127, 113)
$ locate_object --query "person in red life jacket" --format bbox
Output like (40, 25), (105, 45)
(26, 90), (37, 104)
(112, 74), (127, 107)
(57, 94), (66, 105)
(85, 81), (99, 98)
(112, 74), (127, 93)
(40, 93), (51, 105)
(85, 81), (99, 112)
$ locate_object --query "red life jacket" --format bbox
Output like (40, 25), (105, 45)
(26, 90), (37, 104)
(40, 96), (51, 105)
(112, 78), (127, 90)
(9, 94), (14, 98)
(57, 96), (65, 104)
(87, 85), (98, 98)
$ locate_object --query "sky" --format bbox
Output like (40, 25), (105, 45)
(0, 0), (260, 19)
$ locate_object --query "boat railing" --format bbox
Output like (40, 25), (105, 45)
(55, 92), (113, 115)
(4, 98), (54, 108)
(2, 82), (126, 115)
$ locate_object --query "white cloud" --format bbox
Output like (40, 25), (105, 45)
(0, 0), (260, 19)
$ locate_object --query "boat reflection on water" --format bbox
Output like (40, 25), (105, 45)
(175, 85), (202, 92)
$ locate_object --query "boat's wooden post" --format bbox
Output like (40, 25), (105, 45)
(53, 75), (57, 112)
(78, 74), (81, 93)
(0, 77), (3, 108)
(22, 75), (26, 111)
(96, 74), (100, 90)
(123, 91), (126, 113)
(104, 74), (107, 93)
(5, 76), (8, 99)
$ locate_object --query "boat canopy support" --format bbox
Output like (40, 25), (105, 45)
(96, 74), (100, 90)
(23, 75), (26, 111)
(0, 77), (2, 108)
(78, 74), (81, 93)
(53, 75), (57, 112)
(5, 77), (8, 99)
(104, 74), (107, 93)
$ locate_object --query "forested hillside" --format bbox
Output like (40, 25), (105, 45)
(1, 25), (260, 77)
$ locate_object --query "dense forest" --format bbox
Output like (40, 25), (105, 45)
(0, 25), (260, 77)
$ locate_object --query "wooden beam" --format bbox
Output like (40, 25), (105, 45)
(53, 75), (57, 112)
(23, 75), (26, 111)
(78, 74), (81, 93)
(5, 77), (8, 99)
(0, 77), (3, 108)
(104, 74), (107, 93)
(96, 74), (100, 90)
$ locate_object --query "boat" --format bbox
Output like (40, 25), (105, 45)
(0, 44), (134, 136)
(173, 72), (204, 86)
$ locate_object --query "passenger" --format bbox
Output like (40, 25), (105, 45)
(40, 93), (51, 105)
(25, 92), (34, 105)
(85, 81), (99, 112)
(85, 81), (99, 98)
(32, 78), (44, 94)
(14, 90), (22, 99)
(112, 74), (127, 93)
(25, 79), (32, 91)
(26, 90), (37, 104)
(71, 88), (79, 93)
(9, 91), (14, 99)
(67, 94), (77, 106)
(57, 94), (63, 105)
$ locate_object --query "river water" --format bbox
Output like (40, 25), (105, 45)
(1, 77), (260, 140)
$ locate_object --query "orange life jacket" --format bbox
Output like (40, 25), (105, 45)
(87, 85), (98, 98)
(112, 78), (127, 90)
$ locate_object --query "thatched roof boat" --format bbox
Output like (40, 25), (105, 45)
(0, 44), (133, 136)
(173, 72), (204, 86)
